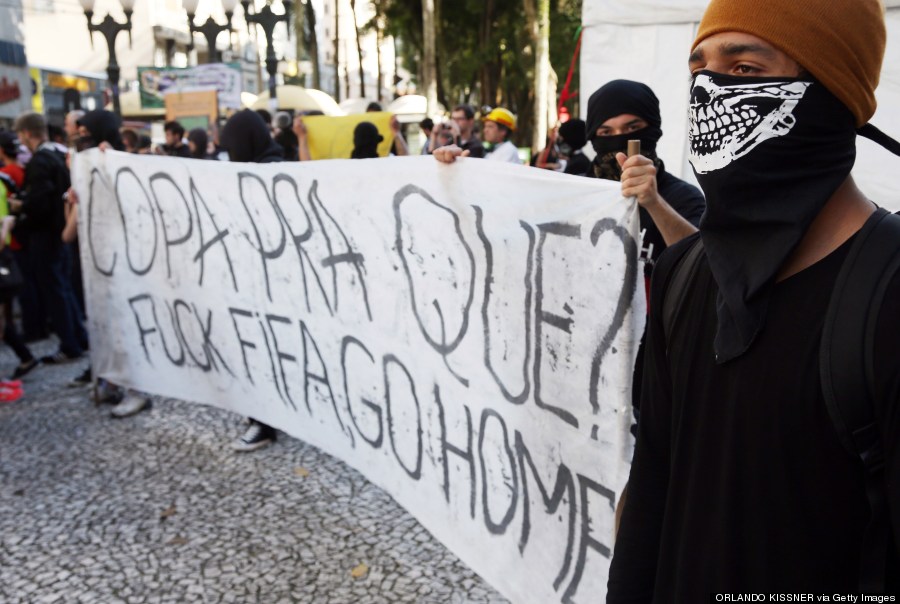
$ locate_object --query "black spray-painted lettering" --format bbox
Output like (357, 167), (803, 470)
(475, 206), (535, 405)
(562, 474), (616, 604)
(301, 321), (352, 441)
(434, 385), (476, 518)
(515, 431), (576, 590)
(533, 223), (582, 428)
(394, 184), (475, 386)
(479, 408), (518, 535)
(383, 353), (423, 480)
(115, 167), (158, 276)
(128, 294), (157, 364)
(265, 313), (298, 411)
(341, 335), (383, 449)
(269, 174), (333, 314)
(305, 180), (371, 320)
(588, 219), (638, 414)
(238, 172), (287, 302)
(148, 173), (193, 280)
(190, 178), (238, 292)
(87, 168), (117, 276)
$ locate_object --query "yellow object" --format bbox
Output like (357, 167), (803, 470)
(30, 68), (43, 113)
(484, 107), (517, 131)
(303, 112), (394, 160)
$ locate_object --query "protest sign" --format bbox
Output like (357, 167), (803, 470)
(302, 112), (395, 159)
(164, 89), (218, 132)
(72, 151), (644, 604)
(139, 63), (242, 110)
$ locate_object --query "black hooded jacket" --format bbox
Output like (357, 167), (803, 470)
(220, 110), (283, 164)
(77, 110), (125, 151)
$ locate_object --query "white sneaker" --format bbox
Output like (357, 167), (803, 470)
(232, 421), (276, 452)
(96, 381), (123, 404)
(110, 394), (151, 418)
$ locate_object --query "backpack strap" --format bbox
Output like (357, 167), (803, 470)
(662, 236), (704, 353)
(820, 207), (900, 592)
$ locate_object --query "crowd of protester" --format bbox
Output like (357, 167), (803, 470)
(2, 0), (898, 592)
(0, 98), (694, 441)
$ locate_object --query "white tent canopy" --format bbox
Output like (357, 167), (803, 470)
(581, 0), (900, 209)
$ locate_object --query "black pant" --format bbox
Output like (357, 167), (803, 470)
(28, 233), (87, 356)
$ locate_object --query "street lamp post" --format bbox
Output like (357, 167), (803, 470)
(182, 0), (240, 64)
(79, 0), (135, 116)
(241, 0), (292, 111)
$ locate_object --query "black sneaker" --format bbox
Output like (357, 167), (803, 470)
(9, 359), (39, 380)
(69, 367), (92, 387)
(232, 421), (276, 452)
(41, 351), (82, 365)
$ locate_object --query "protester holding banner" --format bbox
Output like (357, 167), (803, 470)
(608, 0), (900, 599)
(219, 108), (283, 451)
(585, 81), (705, 415)
(586, 80), (704, 270)
(11, 113), (87, 366)
(70, 110), (153, 417)
(431, 107), (520, 164)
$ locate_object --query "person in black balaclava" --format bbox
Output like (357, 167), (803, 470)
(219, 109), (281, 451)
(557, 118), (590, 176)
(76, 110), (125, 152)
(586, 80), (705, 272)
(351, 121), (383, 159)
(220, 109), (284, 164)
(187, 128), (211, 160)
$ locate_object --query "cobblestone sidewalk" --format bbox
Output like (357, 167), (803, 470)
(0, 340), (509, 604)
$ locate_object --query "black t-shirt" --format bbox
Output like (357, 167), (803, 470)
(608, 232), (900, 601)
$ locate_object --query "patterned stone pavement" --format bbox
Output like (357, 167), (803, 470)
(0, 339), (510, 604)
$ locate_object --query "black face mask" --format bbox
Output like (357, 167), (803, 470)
(590, 127), (662, 181)
(689, 71), (857, 363)
(75, 135), (97, 152)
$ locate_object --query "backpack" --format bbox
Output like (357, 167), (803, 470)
(662, 207), (900, 592)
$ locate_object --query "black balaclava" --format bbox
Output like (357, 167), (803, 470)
(351, 122), (383, 159)
(220, 109), (283, 164)
(187, 128), (209, 160)
(586, 80), (664, 181)
(557, 119), (586, 157)
(689, 72), (858, 363)
(76, 110), (125, 151)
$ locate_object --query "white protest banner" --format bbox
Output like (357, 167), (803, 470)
(72, 151), (645, 604)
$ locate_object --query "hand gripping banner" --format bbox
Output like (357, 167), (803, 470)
(72, 150), (645, 604)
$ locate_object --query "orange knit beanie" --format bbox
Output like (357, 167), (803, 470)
(693, 0), (886, 127)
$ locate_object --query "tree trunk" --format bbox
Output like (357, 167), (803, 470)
(421, 0), (438, 114)
(343, 39), (351, 100)
(304, 0), (321, 89)
(349, 0), (366, 98)
(532, 0), (551, 151)
(374, 1), (384, 102)
(333, 0), (341, 100)
(479, 0), (496, 109)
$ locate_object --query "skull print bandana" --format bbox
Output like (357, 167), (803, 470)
(689, 71), (857, 363)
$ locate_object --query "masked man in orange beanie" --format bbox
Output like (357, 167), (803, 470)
(608, 0), (900, 600)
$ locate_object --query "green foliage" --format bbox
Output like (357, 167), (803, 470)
(373, 0), (582, 145)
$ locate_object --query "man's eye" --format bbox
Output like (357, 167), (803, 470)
(735, 65), (758, 75)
